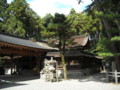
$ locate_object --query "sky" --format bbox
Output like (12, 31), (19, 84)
(7, 0), (92, 17)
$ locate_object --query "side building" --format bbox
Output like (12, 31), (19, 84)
(0, 33), (54, 75)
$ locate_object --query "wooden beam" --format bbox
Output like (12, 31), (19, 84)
(0, 48), (40, 56)
(0, 41), (48, 52)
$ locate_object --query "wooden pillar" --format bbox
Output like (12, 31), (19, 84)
(35, 52), (47, 74)
(16, 59), (19, 74)
(68, 59), (70, 66)
(10, 56), (14, 75)
(11, 66), (13, 75)
(36, 55), (40, 74)
(39, 56), (43, 71)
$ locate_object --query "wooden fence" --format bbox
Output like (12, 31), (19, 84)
(106, 70), (120, 83)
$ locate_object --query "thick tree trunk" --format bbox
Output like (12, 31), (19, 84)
(61, 52), (68, 80)
(115, 56), (120, 71)
(115, 20), (120, 36)
(59, 39), (68, 80)
(102, 19), (120, 71)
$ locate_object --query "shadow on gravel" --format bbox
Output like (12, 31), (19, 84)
(67, 72), (108, 83)
(0, 74), (40, 89)
(0, 80), (27, 89)
(78, 73), (108, 83)
(0, 74), (40, 82)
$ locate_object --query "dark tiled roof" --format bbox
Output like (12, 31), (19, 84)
(0, 33), (50, 50)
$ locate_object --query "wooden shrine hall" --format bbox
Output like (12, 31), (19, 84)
(0, 33), (53, 75)
(47, 36), (102, 71)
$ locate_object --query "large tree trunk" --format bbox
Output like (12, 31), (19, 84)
(61, 52), (68, 80)
(102, 19), (120, 71)
(115, 20), (120, 36)
(59, 39), (68, 80)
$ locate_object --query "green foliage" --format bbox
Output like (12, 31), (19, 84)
(0, 0), (44, 40)
(97, 52), (120, 58)
(41, 30), (55, 38)
(42, 13), (55, 39)
(27, 13), (45, 40)
(88, 36), (112, 58)
(53, 13), (66, 24)
(94, 11), (120, 21)
(1, 0), (29, 36)
(42, 13), (71, 41)
(66, 12), (102, 35)
(42, 13), (54, 27)
(0, 0), (8, 32)
(95, 37), (110, 52)
(83, 0), (120, 61)
(69, 8), (76, 15)
(111, 36), (120, 41)
(97, 52), (114, 58)
(3, 16), (26, 37)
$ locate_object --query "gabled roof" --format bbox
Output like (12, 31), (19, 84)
(49, 36), (89, 48)
(0, 33), (50, 50)
(69, 36), (89, 47)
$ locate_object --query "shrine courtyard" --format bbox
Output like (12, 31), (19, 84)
(0, 72), (120, 90)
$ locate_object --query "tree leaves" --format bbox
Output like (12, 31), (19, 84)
(85, 0), (120, 60)
(66, 12), (102, 35)
(0, 0), (44, 40)
(3, 16), (25, 37)
(111, 36), (120, 41)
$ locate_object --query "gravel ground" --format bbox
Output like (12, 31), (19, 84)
(0, 73), (120, 90)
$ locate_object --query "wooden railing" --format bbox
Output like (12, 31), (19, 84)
(106, 70), (120, 83)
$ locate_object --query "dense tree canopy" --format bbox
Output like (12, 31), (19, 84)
(86, 0), (120, 56)
(0, 0), (8, 32)
(0, 0), (44, 40)
(78, 0), (120, 71)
